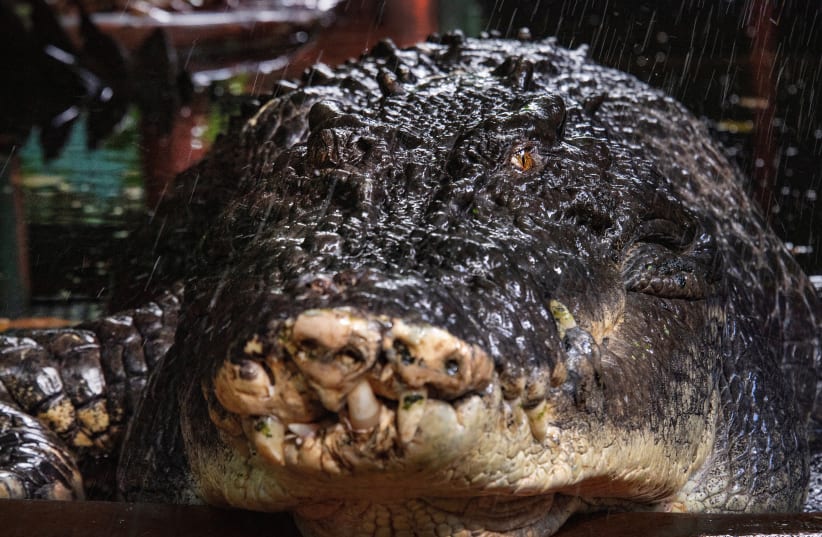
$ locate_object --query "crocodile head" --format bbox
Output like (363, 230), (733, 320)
(125, 36), (816, 537)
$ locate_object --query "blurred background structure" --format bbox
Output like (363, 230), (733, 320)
(1, 0), (820, 322)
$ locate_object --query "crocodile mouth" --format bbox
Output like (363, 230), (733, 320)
(201, 308), (591, 536)
(205, 308), (500, 493)
(193, 305), (715, 536)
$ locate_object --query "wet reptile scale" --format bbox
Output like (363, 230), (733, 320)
(2, 31), (821, 537)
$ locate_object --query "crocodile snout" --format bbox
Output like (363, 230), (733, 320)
(210, 308), (494, 469)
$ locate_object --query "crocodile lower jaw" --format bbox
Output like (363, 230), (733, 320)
(292, 495), (581, 537)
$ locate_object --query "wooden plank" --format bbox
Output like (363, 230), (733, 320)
(1, 500), (821, 537)
(558, 511), (822, 536)
(0, 500), (300, 537)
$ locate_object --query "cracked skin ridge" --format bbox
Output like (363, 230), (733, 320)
(0, 31), (819, 537)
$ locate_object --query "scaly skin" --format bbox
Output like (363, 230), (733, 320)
(0, 288), (180, 499)
(2, 33), (821, 536)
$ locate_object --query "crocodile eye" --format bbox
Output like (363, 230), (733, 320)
(623, 244), (708, 299)
(622, 218), (714, 300)
(510, 147), (536, 171)
(632, 218), (695, 251)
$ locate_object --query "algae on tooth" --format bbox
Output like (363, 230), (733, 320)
(549, 300), (576, 339)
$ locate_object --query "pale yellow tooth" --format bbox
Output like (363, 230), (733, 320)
(247, 416), (285, 465)
(397, 390), (427, 445)
(549, 299), (576, 339)
(524, 400), (549, 442)
(287, 422), (319, 439)
(346, 380), (381, 431)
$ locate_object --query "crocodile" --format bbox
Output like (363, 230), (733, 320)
(1, 32), (820, 537)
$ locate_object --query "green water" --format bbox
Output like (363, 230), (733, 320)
(19, 113), (145, 227)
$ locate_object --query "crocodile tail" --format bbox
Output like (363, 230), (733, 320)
(0, 287), (180, 499)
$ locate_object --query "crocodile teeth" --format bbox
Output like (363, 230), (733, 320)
(247, 416), (285, 466)
(287, 423), (319, 439)
(524, 400), (549, 442)
(347, 381), (381, 431)
(549, 299), (576, 339)
(397, 390), (427, 445)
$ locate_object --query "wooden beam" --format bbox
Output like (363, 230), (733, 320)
(1, 500), (821, 537)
